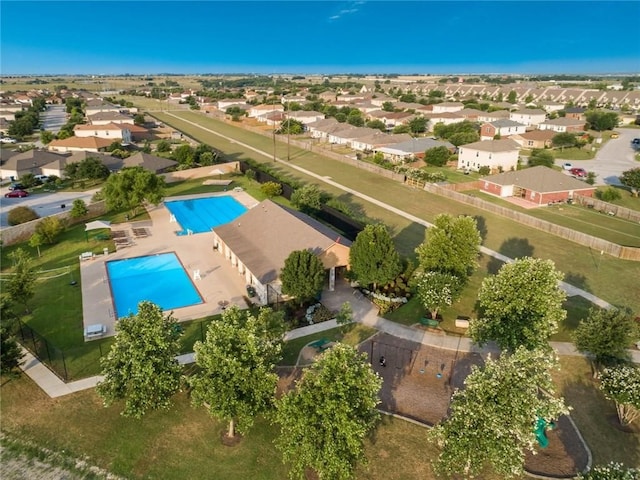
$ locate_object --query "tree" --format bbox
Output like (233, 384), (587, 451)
(260, 181), (282, 198)
(507, 90), (517, 103)
(600, 365), (640, 426)
(416, 271), (461, 320)
(470, 257), (566, 352)
(349, 224), (402, 290)
(278, 119), (304, 134)
(423, 146), (451, 167)
(28, 232), (44, 257)
(189, 306), (284, 439)
(347, 111), (364, 127)
(619, 167), (640, 196)
(290, 184), (323, 213)
(573, 308), (639, 372)
(34, 217), (65, 244)
(430, 347), (568, 478)
(409, 116), (427, 134)
(381, 101), (395, 112)
(275, 344), (382, 480)
(577, 462), (640, 480)
(133, 113), (146, 125)
(528, 149), (555, 168)
(70, 198), (89, 219)
(596, 187), (622, 202)
(366, 119), (387, 132)
(156, 139), (171, 153)
(415, 214), (481, 281)
(40, 130), (54, 144)
(102, 166), (166, 216)
(392, 124), (411, 134)
(585, 111), (619, 131)
(96, 301), (182, 418)
(64, 157), (110, 181)
(280, 250), (325, 305)
(172, 144), (195, 166)
(0, 295), (25, 376)
(6, 249), (36, 313)
(7, 206), (39, 226)
(551, 132), (577, 150)
(335, 301), (353, 333)
(585, 171), (597, 185)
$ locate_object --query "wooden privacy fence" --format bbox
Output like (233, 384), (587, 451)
(574, 194), (640, 223)
(423, 184), (640, 261)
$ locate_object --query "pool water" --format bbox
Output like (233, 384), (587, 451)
(165, 196), (247, 234)
(106, 253), (202, 318)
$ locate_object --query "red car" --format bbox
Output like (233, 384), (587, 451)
(5, 189), (29, 198)
(570, 167), (586, 178)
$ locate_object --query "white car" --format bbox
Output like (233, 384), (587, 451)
(0, 137), (17, 144)
(562, 162), (573, 171)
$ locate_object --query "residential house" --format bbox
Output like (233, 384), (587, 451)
(370, 94), (397, 107)
(85, 100), (120, 117)
(217, 99), (249, 110)
(480, 166), (595, 205)
(328, 126), (378, 146)
(285, 110), (325, 125)
(0, 118), (9, 134)
(456, 108), (485, 121)
(0, 149), (67, 181)
(48, 136), (113, 153)
(564, 107), (586, 121)
(0, 110), (16, 121)
(479, 120), (527, 141)
(510, 130), (555, 149)
(538, 117), (585, 133)
(457, 139), (520, 173)
(376, 137), (455, 163)
(350, 133), (412, 152)
(477, 110), (510, 122)
(367, 111), (414, 127)
(87, 111), (134, 125)
(431, 102), (464, 113)
(306, 118), (341, 140)
(257, 111), (286, 126)
(74, 123), (132, 144)
(122, 152), (177, 173)
(540, 101), (565, 113)
(248, 104), (284, 118)
(509, 109), (547, 127)
(212, 199), (351, 305)
(424, 112), (465, 131)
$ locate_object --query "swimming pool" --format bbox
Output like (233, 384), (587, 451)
(106, 253), (202, 318)
(165, 196), (247, 234)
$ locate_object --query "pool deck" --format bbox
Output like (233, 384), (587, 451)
(79, 191), (260, 339)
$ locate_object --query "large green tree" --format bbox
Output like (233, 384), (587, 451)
(600, 365), (640, 427)
(573, 308), (639, 372)
(290, 184), (323, 213)
(528, 149), (555, 168)
(0, 295), (25, 376)
(96, 301), (182, 418)
(102, 166), (165, 216)
(415, 213), (481, 281)
(423, 146), (451, 167)
(585, 110), (619, 131)
(64, 157), (110, 181)
(430, 347), (568, 478)
(34, 216), (65, 244)
(189, 306), (284, 439)
(551, 132), (577, 150)
(275, 343), (382, 480)
(619, 167), (640, 195)
(415, 271), (461, 320)
(280, 250), (325, 305)
(470, 257), (566, 352)
(349, 224), (402, 290)
(5, 249), (36, 313)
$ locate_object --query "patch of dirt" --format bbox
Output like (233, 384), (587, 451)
(220, 431), (243, 447)
(607, 414), (640, 434)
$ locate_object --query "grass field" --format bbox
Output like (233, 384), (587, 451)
(595, 185), (640, 212)
(149, 109), (640, 313)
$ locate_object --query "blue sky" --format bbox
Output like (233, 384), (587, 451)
(2, 1), (639, 75)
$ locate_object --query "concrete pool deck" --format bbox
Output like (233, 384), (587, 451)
(79, 190), (260, 339)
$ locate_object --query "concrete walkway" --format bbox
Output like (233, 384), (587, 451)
(20, 279), (639, 399)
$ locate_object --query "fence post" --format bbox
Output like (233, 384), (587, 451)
(61, 350), (68, 382)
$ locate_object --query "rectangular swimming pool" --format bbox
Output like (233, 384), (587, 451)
(165, 196), (247, 234)
(106, 253), (202, 318)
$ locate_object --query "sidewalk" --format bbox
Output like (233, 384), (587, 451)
(22, 281), (637, 399)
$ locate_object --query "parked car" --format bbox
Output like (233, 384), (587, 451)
(8, 183), (25, 191)
(570, 167), (587, 178)
(610, 132), (620, 139)
(632, 138), (640, 145)
(0, 137), (17, 144)
(5, 189), (29, 198)
(562, 162), (573, 170)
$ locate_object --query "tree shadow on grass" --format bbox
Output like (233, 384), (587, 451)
(392, 222), (427, 259)
(487, 237), (535, 274)
(473, 215), (488, 243)
(564, 272), (590, 293)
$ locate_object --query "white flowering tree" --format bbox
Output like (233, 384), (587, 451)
(577, 462), (640, 480)
(415, 271), (461, 320)
(600, 365), (640, 426)
(429, 347), (568, 478)
(470, 257), (566, 352)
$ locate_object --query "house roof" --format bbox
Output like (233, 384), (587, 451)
(214, 200), (351, 284)
(484, 119), (526, 128)
(564, 107), (586, 113)
(74, 122), (128, 132)
(459, 138), (521, 152)
(48, 136), (113, 150)
(121, 152), (177, 172)
(87, 112), (132, 122)
(0, 149), (68, 171)
(483, 166), (595, 193)
(511, 108), (546, 116)
(379, 137), (454, 154)
(480, 110), (511, 119)
(515, 130), (555, 141)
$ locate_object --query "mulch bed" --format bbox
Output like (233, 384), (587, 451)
(277, 333), (590, 478)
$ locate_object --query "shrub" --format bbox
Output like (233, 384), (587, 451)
(596, 187), (622, 202)
(478, 166), (491, 175)
(260, 181), (282, 198)
(7, 207), (39, 226)
(156, 140), (171, 153)
(35, 217), (65, 244)
(70, 199), (88, 218)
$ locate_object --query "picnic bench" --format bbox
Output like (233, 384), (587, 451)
(308, 338), (332, 352)
(419, 317), (440, 328)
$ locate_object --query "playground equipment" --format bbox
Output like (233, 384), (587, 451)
(534, 416), (556, 448)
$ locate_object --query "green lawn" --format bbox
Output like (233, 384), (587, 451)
(553, 147), (596, 160)
(595, 185), (640, 212)
(151, 110), (640, 313)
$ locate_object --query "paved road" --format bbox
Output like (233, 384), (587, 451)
(555, 127), (639, 186)
(0, 187), (98, 228)
(40, 105), (67, 134)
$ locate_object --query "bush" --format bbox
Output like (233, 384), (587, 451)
(70, 199), (88, 218)
(35, 217), (65, 244)
(424, 146), (451, 167)
(156, 140), (171, 153)
(260, 181), (282, 198)
(478, 166), (491, 175)
(7, 206), (39, 226)
(596, 187), (622, 202)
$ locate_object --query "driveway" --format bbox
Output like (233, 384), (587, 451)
(555, 127), (639, 185)
(0, 187), (98, 228)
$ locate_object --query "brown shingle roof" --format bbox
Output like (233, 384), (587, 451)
(48, 136), (113, 149)
(214, 200), (350, 284)
(484, 166), (595, 193)
(460, 139), (520, 152)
